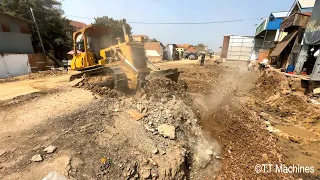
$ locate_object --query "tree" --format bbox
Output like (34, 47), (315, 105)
(196, 43), (206, 52)
(0, 0), (73, 57)
(94, 16), (132, 43)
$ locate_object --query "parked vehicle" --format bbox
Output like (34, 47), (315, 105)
(184, 52), (198, 60)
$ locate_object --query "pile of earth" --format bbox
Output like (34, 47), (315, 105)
(251, 70), (320, 135)
(140, 77), (188, 100)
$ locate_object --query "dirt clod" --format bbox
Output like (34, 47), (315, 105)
(31, 154), (43, 162)
(44, 145), (57, 154)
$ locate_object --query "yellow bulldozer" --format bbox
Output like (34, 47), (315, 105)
(69, 20), (179, 90)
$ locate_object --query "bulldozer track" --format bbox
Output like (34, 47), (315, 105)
(70, 66), (128, 89)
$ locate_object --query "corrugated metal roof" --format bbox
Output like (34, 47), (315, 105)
(269, 30), (298, 57)
(298, 0), (315, 8)
(271, 11), (289, 18)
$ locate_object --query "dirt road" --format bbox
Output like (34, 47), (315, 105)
(0, 59), (319, 179)
(0, 73), (71, 100)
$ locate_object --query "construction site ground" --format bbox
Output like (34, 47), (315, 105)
(0, 59), (319, 179)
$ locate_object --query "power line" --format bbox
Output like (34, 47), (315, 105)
(65, 15), (95, 19)
(64, 14), (264, 24)
(128, 18), (263, 24)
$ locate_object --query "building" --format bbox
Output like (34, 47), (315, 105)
(269, 12), (311, 68)
(221, 35), (255, 61)
(144, 41), (165, 62)
(294, 0), (320, 80)
(182, 44), (191, 51)
(132, 35), (149, 42)
(0, 12), (55, 78)
(165, 44), (179, 60)
(268, 0), (315, 69)
(144, 42), (165, 57)
(185, 46), (197, 53)
(254, 11), (289, 56)
(290, 0), (315, 14)
(0, 11), (34, 54)
(176, 44), (184, 59)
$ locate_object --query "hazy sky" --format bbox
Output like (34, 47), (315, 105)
(62, 0), (294, 51)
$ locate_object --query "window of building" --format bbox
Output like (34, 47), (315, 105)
(1, 23), (10, 32)
(10, 23), (20, 33)
(20, 24), (30, 34)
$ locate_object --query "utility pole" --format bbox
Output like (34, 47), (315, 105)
(30, 7), (46, 54)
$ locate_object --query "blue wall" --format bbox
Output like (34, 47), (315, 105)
(266, 18), (284, 30)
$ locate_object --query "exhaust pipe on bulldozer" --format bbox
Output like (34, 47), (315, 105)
(122, 19), (130, 42)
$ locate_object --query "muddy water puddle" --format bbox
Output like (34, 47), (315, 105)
(275, 125), (317, 139)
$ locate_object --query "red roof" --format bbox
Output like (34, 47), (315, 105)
(70, 20), (87, 29)
(176, 44), (183, 48)
(186, 46), (197, 53)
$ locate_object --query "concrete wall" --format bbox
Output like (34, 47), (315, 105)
(0, 54), (30, 78)
(0, 53), (53, 78)
(309, 0), (320, 21)
(0, 33), (34, 54)
(144, 42), (164, 57)
(0, 13), (34, 54)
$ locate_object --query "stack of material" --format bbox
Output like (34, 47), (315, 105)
(146, 50), (162, 63)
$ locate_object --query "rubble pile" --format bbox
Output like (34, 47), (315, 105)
(98, 77), (220, 178)
(66, 77), (219, 179)
(142, 77), (188, 100)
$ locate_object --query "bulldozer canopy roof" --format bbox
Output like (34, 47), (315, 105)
(85, 25), (112, 36)
(74, 24), (112, 37)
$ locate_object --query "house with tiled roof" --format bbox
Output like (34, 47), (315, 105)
(185, 46), (197, 53)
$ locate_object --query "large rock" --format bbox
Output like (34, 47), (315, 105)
(313, 88), (320, 95)
(44, 145), (57, 154)
(31, 154), (43, 162)
(42, 172), (67, 180)
(139, 166), (151, 179)
(69, 78), (84, 87)
(157, 124), (175, 140)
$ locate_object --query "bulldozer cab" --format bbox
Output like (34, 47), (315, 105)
(71, 25), (113, 70)
(71, 24), (149, 73)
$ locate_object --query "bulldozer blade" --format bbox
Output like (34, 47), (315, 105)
(146, 68), (180, 82)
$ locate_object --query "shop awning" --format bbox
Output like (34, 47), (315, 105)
(269, 30), (299, 57)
